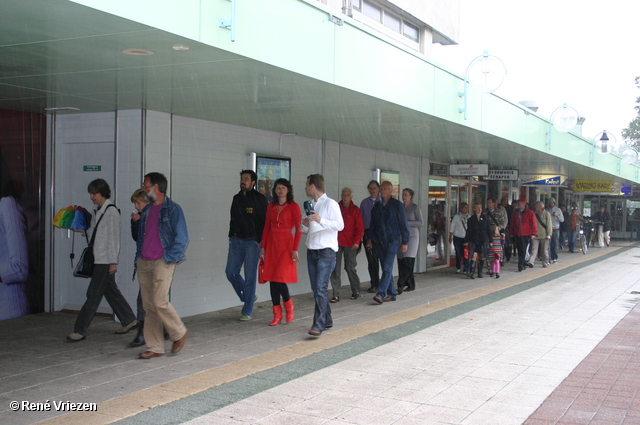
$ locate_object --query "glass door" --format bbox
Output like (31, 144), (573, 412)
(606, 198), (625, 238)
(427, 179), (448, 267)
(449, 182), (469, 267)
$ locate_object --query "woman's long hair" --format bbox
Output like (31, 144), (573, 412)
(271, 178), (294, 204)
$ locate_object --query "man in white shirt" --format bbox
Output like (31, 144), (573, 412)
(302, 174), (344, 337)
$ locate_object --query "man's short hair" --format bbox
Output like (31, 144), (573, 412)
(460, 202), (468, 209)
(487, 197), (496, 203)
(145, 172), (168, 194)
(534, 201), (544, 209)
(341, 187), (352, 195)
(307, 174), (324, 192)
(381, 180), (392, 188)
(87, 178), (111, 199)
(240, 170), (257, 186)
(367, 180), (380, 189)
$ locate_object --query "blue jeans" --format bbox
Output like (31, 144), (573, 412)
(307, 248), (336, 332)
(550, 230), (559, 261)
(225, 237), (260, 316)
(375, 241), (398, 300)
(567, 230), (578, 252)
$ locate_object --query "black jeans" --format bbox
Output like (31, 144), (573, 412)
(453, 236), (466, 270)
(74, 264), (136, 336)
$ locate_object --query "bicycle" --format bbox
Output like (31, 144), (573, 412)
(579, 219), (597, 254)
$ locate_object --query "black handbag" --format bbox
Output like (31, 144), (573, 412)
(73, 204), (115, 279)
(74, 244), (95, 278)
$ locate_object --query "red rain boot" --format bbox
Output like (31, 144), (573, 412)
(269, 305), (283, 326)
(283, 299), (294, 323)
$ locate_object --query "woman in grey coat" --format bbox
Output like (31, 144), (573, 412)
(397, 188), (424, 293)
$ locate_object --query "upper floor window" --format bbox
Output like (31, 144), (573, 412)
(354, 1), (420, 44)
(403, 21), (419, 41)
(362, 1), (381, 22)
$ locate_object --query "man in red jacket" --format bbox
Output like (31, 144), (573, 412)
(509, 198), (538, 272)
(330, 187), (365, 302)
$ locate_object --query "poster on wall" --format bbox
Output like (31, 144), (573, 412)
(255, 155), (291, 203)
(381, 170), (400, 199)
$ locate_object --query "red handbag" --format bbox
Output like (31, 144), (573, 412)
(258, 259), (266, 284)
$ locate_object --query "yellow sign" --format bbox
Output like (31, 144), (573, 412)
(574, 180), (613, 192)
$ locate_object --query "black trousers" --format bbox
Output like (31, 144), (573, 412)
(364, 242), (380, 289)
(397, 257), (416, 290)
(514, 235), (531, 269)
(502, 229), (511, 261)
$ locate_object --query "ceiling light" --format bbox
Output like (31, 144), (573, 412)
(122, 48), (154, 56)
(172, 44), (189, 52)
(44, 107), (80, 112)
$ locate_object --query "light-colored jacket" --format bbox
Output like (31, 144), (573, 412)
(534, 210), (553, 240)
(546, 206), (564, 229)
(399, 202), (424, 259)
(485, 205), (508, 231)
(450, 213), (469, 239)
(90, 199), (120, 264)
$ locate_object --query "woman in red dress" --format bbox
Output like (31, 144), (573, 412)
(260, 178), (302, 326)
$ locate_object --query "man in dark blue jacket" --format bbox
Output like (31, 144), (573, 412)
(366, 181), (409, 304)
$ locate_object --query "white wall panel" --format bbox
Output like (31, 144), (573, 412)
(51, 110), (430, 319)
(53, 112), (119, 313)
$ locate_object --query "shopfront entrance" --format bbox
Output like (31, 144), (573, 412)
(426, 176), (485, 268)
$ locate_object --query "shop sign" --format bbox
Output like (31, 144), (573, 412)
(520, 174), (564, 186)
(430, 162), (449, 177)
(486, 169), (518, 181)
(83, 165), (101, 172)
(574, 180), (613, 192)
(449, 163), (489, 177)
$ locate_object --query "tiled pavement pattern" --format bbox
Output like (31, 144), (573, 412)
(524, 301), (640, 425)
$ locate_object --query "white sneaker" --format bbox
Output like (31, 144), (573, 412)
(456, 269), (462, 273)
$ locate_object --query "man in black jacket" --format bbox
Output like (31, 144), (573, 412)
(592, 205), (612, 248)
(226, 170), (267, 321)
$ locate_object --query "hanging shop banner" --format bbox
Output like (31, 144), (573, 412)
(573, 180), (614, 192)
(449, 163), (489, 177)
(486, 169), (518, 181)
(519, 174), (566, 186)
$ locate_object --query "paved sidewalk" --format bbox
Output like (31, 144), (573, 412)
(167, 245), (640, 425)
(525, 301), (640, 425)
(1, 242), (638, 425)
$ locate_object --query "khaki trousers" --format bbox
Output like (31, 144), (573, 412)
(529, 238), (549, 266)
(137, 258), (186, 353)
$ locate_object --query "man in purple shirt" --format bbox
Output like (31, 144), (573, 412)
(359, 180), (381, 293)
(135, 172), (189, 359)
